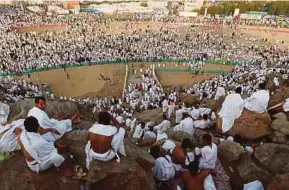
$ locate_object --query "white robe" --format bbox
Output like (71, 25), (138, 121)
(0, 119), (24, 152)
(218, 94), (244, 133)
(152, 155), (175, 181)
(20, 131), (64, 173)
(199, 143), (218, 170)
(245, 90), (269, 113)
(0, 102), (10, 124)
(194, 119), (211, 129)
(154, 120), (171, 134)
(214, 87), (226, 100)
(133, 124), (144, 139)
(85, 124), (125, 169)
(174, 117), (195, 135)
(27, 107), (72, 142)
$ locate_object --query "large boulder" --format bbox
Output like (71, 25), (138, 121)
(200, 96), (225, 112)
(236, 153), (273, 186)
(0, 152), (79, 190)
(134, 108), (164, 124)
(271, 117), (289, 136)
(254, 143), (289, 174)
(86, 157), (155, 190)
(269, 86), (289, 107)
(218, 140), (245, 162)
(164, 128), (196, 144)
(216, 109), (272, 139)
(65, 130), (156, 190)
(267, 174), (289, 190)
(269, 131), (289, 144)
(177, 93), (199, 107)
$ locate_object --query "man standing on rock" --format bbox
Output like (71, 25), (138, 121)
(85, 110), (126, 169)
(27, 97), (80, 142)
(218, 87), (244, 133)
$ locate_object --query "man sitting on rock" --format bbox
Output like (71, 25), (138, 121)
(194, 114), (211, 129)
(218, 87), (244, 133)
(18, 116), (65, 173)
(154, 115), (171, 134)
(28, 96), (80, 142)
(244, 82), (269, 113)
(85, 111), (126, 169)
(173, 111), (195, 135)
(150, 145), (176, 190)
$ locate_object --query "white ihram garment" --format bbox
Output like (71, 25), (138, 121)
(199, 143), (218, 170)
(152, 155), (175, 181)
(173, 117), (194, 135)
(0, 119), (24, 152)
(154, 120), (171, 134)
(218, 94), (244, 133)
(20, 131), (64, 173)
(214, 87), (226, 100)
(245, 90), (269, 113)
(28, 107), (72, 142)
(85, 124), (125, 169)
(0, 102), (10, 124)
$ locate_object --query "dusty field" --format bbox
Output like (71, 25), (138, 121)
(156, 63), (234, 91)
(19, 64), (125, 98)
(239, 26), (289, 48)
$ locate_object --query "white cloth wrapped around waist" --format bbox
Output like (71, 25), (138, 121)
(85, 141), (118, 168)
(20, 131), (64, 173)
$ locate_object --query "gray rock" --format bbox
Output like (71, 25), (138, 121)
(236, 153), (273, 186)
(254, 143), (289, 174)
(267, 174), (289, 190)
(218, 140), (245, 162)
(271, 118), (289, 135)
(272, 112), (288, 121)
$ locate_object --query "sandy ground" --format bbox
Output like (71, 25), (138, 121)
(156, 63), (234, 91)
(18, 64), (125, 98)
(239, 26), (289, 48)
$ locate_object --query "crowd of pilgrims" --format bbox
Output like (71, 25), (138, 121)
(0, 7), (288, 190)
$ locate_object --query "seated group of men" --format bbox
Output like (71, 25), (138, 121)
(0, 96), (81, 173)
(150, 135), (218, 190)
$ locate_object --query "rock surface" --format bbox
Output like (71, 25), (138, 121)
(236, 153), (273, 185)
(271, 117), (289, 136)
(254, 143), (289, 174)
(65, 130), (156, 190)
(269, 86), (289, 107)
(177, 93), (199, 107)
(267, 174), (289, 190)
(0, 152), (80, 190)
(217, 109), (272, 139)
(218, 140), (245, 162)
(134, 108), (164, 124)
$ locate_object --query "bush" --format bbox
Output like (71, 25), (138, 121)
(140, 1), (148, 7)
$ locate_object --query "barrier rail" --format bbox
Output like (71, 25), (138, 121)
(0, 58), (241, 76)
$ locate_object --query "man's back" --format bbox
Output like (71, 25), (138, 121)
(181, 170), (210, 190)
(89, 124), (117, 154)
